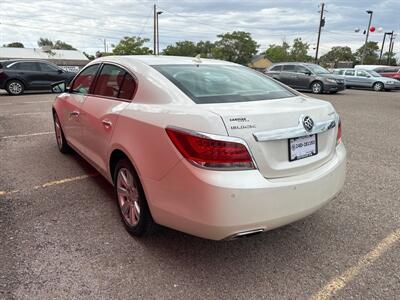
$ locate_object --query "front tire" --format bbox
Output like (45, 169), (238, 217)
(373, 82), (384, 92)
(114, 158), (155, 237)
(6, 80), (25, 95)
(53, 113), (71, 153)
(311, 81), (323, 94)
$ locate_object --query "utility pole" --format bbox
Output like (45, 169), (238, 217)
(153, 4), (157, 55)
(315, 2), (326, 63)
(104, 39), (107, 53)
(361, 10), (373, 65)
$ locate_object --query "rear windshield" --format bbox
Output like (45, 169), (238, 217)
(152, 64), (295, 104)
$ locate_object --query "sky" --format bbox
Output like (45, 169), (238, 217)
(0, 0), (399, 58)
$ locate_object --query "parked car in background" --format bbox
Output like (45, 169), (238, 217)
(51, 55), (346, 240)
(0, 59), (76, 95)
(373, 66), (400, 81)
(264, 63), (345, 94)
(333, 68), (400, 91)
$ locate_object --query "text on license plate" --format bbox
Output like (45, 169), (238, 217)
(289, 134), (318, 162)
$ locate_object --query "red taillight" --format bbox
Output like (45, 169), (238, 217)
(166, 127), (255, 170)
(336, 120), (342, 145)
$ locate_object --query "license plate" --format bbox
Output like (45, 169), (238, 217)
(289, 134), (318, 162)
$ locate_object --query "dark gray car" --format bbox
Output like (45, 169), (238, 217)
(264, 62), (345, 94)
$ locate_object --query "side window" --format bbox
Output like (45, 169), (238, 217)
(295, 65), (309, 74)
(39, 63), (59, 72)
(357, 70), (369, 77)
(270, 65), (282, 72)
(282, 65), (296, 72)
(14, 62), (40, 71)
(345, 70), (355, 76)
(118, 73), (136, 100)
(93, 64), (126, 98)
(71, 64), (100, 95)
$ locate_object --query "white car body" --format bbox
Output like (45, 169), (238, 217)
(53, 55), (346, 240)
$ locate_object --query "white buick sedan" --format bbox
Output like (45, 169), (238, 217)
(52, 56), (346, 240)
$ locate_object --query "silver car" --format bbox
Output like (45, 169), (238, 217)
(333, 68), (399, 91)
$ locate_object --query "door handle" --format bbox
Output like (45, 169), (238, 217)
(69, 111), (80, 117)
(102, 120), (112, 128)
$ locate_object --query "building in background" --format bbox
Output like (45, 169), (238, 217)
(0, 47), (89, 71)
(248, 54), (273, 71)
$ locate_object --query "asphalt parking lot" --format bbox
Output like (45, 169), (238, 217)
(1, 88), (399, 299)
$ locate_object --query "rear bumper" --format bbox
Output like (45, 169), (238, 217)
(144, 143), (347, 240)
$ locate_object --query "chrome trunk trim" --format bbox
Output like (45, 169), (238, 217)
(253, 114), (339, 142)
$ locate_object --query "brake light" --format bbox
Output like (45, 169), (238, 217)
(336, 119), (342, 145)
(166, 127), (255, 170)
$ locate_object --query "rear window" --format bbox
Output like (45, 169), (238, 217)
(152, 64), (295, 104)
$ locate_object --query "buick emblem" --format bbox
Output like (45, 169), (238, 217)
(302, 116), (314, 132)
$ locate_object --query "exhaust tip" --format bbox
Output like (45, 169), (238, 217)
(226, 228), (265, 240)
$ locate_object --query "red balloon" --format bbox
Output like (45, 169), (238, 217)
(370, 26), (376, 32)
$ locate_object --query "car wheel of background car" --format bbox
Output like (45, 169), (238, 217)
(53, 113), (71, 153)
(114, 158), (155, 236)
(311, 81), (323, 94)
(373, 82), (384, 92)
(6, 80), (25, 95)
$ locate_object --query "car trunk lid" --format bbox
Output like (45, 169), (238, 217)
(201, 96), (339, 178)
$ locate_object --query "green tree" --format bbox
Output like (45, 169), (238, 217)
(37, 38), (76, 50)
(212, 31), (259, 65)
(3, 42), (24, 48)
(83, 52), (95, 60)
(289, 38), (312, 62)
(381, 51), (397, 66)
(319, 46), (354, 66)
(354, 41), (379, 64)
(53, 40), (76, 50)
(264, 42), (290, 62)
(112, 36), (152, 55)
(196, 40), (215, 58)
(163, 41), (199, 56)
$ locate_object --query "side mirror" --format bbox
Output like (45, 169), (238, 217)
(51, 81), (68, 93)
(304, 70), (312, 75)
(57, 69), (63, 74)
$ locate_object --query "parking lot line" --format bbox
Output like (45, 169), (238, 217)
(0, 173), (99, 197)
(1, 132), (53, 139)
(23, 100), (53, 104)
(311, 227), (400, 300)
(0, 103), (13, 106)
(12, 112), (48, 116)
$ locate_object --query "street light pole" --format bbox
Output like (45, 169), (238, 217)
(153, 4), (157, 55)
(387, 31), (395, 65)
(361, 10), (373, 65)
(157, 11), (163, 55)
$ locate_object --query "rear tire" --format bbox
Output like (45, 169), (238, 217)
(310, 81), (323, 94)
(114, 158), (156, 237)
(6, 80), (25, 95)
(53, 113), (71, 153)
(373, 82), (384, 92)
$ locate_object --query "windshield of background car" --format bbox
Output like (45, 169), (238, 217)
(306, 64), (330, 75)
(152, 64), (295, 104)
(366, 70), (382, 77)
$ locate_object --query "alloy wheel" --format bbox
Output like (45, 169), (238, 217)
(312, 82), (322, 94)
(117, 168), (141, 227)
(8, 82), (23, 95)
(54, 115), (63, 149)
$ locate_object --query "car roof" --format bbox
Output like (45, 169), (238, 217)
(93, 55), (238, 66)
